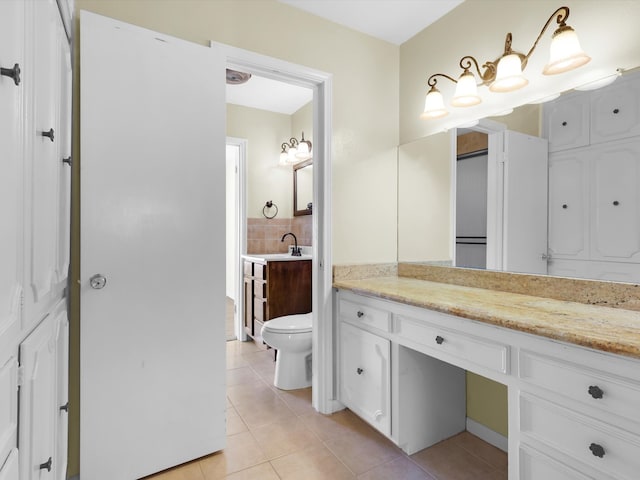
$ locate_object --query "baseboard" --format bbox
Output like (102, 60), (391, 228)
(466, 417), (508, 452)
(68, 476), (79, 480)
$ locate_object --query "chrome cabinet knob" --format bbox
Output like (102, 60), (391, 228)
(89, 274), (107, 289)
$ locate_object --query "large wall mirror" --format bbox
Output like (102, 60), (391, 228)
(293, 159), (313, 216)
(398, 69), (640, 284)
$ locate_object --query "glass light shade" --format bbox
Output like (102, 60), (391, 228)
(287, 146), (298, 163)
(451, 71), (481, 107)
(420, 87), (448, 119)
(295, 141), (310, 159)
(279, 151), (288, 165)
(490, 54), (529, 92)
(543, 26), (591, 75)
(575, 71), (621, 91)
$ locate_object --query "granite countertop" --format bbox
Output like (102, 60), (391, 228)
(333, 275), (640, 360)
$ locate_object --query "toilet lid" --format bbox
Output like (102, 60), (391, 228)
(263, 313), (312, 334)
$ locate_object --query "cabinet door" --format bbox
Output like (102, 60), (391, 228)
(590, 139), (640, 262)
(0, 449), (19, 480)
(548, 152), (590, 259)
(23, 0), (64, 330)
(339, 322), (390, 436)
(0, 357), (18, 474)
(591, 76), (640, 144)
(0, 0), (25, 360)
(519, 446), (594, 480)
(19, 312), (57, 480)
(54, 305), (68, 480)
(544, 94), (590, 152)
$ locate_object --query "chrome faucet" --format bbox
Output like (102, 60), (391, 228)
(281, 232), (301, 256)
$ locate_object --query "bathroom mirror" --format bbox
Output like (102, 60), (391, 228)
(293, 159), (312, 216)
(397, 72), (640, 284)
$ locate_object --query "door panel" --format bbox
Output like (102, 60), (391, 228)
(80, 12), (226, 480)
(0, 357), (18, 473)
(502, 131), (549, 274)
(0, 0), (24, 358)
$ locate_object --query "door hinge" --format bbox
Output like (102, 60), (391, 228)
(17, 366), (24, 387)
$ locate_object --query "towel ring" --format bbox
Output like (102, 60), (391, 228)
(263, 201), (278, 219)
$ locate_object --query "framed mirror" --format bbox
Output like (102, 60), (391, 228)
(293, 159), (313, 216)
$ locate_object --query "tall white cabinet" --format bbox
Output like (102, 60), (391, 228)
(0, 1), (72, 479)
(545, 72), (640, 282)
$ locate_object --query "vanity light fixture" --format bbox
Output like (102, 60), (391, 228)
(421, 6), (591, 119)
(279, 131), (312, 165)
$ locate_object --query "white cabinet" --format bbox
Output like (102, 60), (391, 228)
(544, 93), (590, 152)
(0, 1), (70, 479)
(339, 322), (391, 437)
(591, 75), (640, 144)
(590, 139), (640, 262)
(548, 151), (589, 260)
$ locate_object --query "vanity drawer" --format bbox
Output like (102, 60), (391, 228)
(253, 263), (266, 280)
(243, 261), (253, 276)
(519, 445), (598, 480)
(339, 298), (391, 333)
(253, 281), (267, 300)
(520, 393), (640, 480)
(519, 351), (640, 424)
(395, 315), (509, 374)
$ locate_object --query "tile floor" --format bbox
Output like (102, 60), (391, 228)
(144, 339), (508, 480)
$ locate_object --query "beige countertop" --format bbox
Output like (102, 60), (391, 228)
(333, 275), (640, 360)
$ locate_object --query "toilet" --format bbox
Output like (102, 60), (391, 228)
(261, 312), (312, 390)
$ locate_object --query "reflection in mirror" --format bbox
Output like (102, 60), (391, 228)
(293, 159), (312, 216)
(398, 69), (640, 283)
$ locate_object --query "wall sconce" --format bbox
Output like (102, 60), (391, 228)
(422, 6), (591, 119)
(279, 131), (312, 165)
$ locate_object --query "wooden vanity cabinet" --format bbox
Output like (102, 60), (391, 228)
(243, 259), (312, 339)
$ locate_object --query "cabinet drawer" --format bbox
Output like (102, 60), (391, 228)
(243, 261), (253, 276)
(544, 94), (590, 152)
(519, 350), (640, 424)
(254, 263), (266, 280)
(520, 394), (640, 480)
(396, 315), (509, 374)
(253, 298), (266, 322)
(519, 445), (595, 480)
(339, 298), (391, 332)
(590, 79), (640, 144)
(253, 281), (267, 300)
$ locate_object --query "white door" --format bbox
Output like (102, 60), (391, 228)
(501, 131), (549, 274)
(80, 12), (226, 480)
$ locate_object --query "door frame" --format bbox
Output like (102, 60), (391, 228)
(212, 42), (337, 414)
(226, 136), (247, 341)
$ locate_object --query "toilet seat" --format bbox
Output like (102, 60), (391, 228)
(262, 313), (312, 334)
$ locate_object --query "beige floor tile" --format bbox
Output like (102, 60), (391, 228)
(451, 432), (508, 471)
(234, 393), (297, 428)
(226, 339), (262, 356)
(277, 387), (316, 416)
(411, 438), (495, 480)
(299, 408), (375, 442)
(141, 460), (204, 480)
(357, 457), (436, 480)
(226, 352), (249, 369)
(226, 408), (248, 436)
(226, 381), (278, 407)
(241, 349), (274, 366)
(270, 445), (356, 480)
(199, 431), (267, 480)
(226, 366), (262, 386)
(223, 462), (280, 480)
(325, 427), (403, 474)
(249, 416), (323, 459)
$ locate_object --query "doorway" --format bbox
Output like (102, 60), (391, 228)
(215, 43), (336, 414)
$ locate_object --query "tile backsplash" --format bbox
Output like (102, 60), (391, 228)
(247, 216), (312, 254)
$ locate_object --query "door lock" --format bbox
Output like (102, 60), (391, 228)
(89, 274), (107, 289)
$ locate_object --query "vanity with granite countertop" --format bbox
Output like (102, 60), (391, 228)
(333, 263), (640, 480)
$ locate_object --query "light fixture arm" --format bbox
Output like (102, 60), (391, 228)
(524, 6), (570, 61)
(427, 72), (458, 87)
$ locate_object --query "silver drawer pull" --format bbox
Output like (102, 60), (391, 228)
(589, 443), (605, 458)
(435, 335), (444, 345)
(588, 385), (604, 399)
(356, 311), (364, 318)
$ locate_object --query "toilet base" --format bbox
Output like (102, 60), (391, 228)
(273, 350), (312, 390)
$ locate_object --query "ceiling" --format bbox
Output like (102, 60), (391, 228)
(226, 0), (464, 114)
